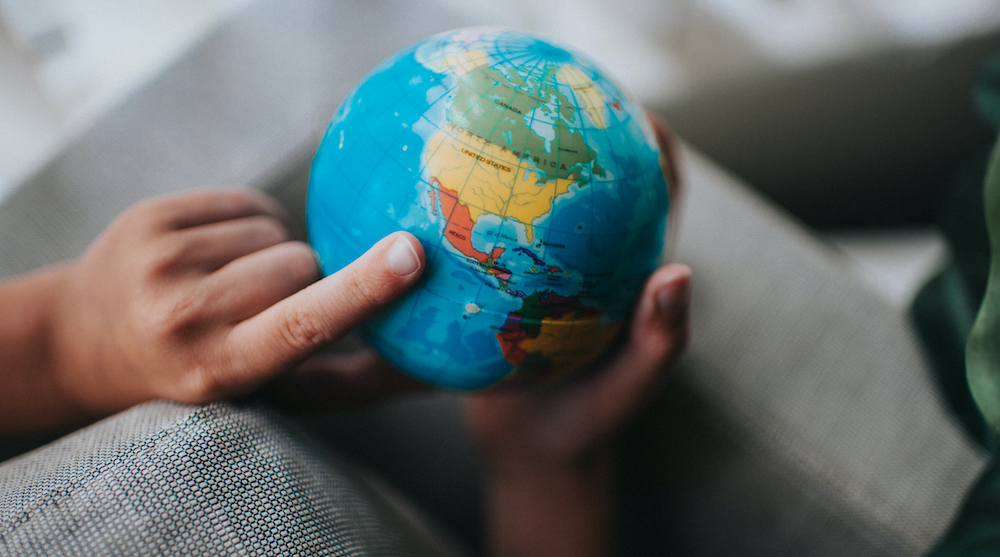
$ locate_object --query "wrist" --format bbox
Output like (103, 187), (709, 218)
(0, 263), (94, 434)
(482, 445), (615, 557)
(47, 261), (113, 423)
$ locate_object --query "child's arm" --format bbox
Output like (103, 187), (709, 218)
(0, 188), (425, 435)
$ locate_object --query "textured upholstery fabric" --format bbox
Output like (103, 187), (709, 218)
(621, 152), (990, 554)
(0, 402), (448, 556)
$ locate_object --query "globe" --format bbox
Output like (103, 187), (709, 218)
(307, 28), (670, 390)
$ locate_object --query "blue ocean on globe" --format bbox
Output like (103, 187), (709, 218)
(307, 28), (669, 390)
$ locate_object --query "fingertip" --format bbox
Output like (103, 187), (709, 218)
(632, 264), (691, 341)
(652, 264), (691, 321)
(619, 264), (691, 377)
(384, 231), (425, 277)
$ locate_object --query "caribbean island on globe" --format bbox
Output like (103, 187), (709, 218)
(307, 27), (670, 390)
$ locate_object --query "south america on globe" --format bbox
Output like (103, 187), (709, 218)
(307, 28), (670, 390)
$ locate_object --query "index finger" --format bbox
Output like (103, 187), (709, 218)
(220, 231), (425, 388)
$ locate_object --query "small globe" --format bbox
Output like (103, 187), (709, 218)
(307, 28), (669, 390)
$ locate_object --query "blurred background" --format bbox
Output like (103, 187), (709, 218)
(1, 0), (999, 305)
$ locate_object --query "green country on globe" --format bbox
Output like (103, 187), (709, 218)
(307, 28), (670, 390)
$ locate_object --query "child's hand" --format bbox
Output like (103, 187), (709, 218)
(48, 188), (425, 419)
(465, 263), (691, 469)
(466, 112), (688, 473)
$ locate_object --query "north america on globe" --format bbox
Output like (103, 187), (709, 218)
(307, 27), (669, 389)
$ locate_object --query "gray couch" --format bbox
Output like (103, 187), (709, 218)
(0, 1), (990, 555)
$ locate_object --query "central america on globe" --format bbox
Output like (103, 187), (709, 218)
(307, 27), (670, 390)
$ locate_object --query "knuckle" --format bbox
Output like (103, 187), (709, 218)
(112, 204), (153, 236)
(255, 217), (290, 245)
(146, 291), (208, 339)
(139, 239), (185, 278)
(276, 304), (332, 354)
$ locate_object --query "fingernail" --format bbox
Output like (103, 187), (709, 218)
(387, 235), (421, 276)
(656, 267), (691, 317)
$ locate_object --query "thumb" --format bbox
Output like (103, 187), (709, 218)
(224, 231), (424, 385)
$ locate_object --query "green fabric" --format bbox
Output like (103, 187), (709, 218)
(913, 54), (1000, 449)
(911, 263), (989, 446)
(966, 138), (1000, 436)
(929, 137), (1000, 556)
(915, 55), (1000, 556)
(931, 459), (1000, 556)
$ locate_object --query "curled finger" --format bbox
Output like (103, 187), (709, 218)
(270, 349), (431, 414)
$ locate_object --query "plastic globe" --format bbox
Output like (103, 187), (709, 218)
(307, 28), (670, 390)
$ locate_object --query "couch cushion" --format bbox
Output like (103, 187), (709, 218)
(617, 149), (990, 555)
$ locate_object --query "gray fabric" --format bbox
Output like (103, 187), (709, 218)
(0, 401), (445, 556)
(614, 150), (991, 555)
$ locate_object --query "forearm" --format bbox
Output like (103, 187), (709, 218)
(0, 264), (91, 435)
(483, 448), (614, 557)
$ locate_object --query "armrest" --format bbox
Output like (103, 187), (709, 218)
(0, 401), (456, 555)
